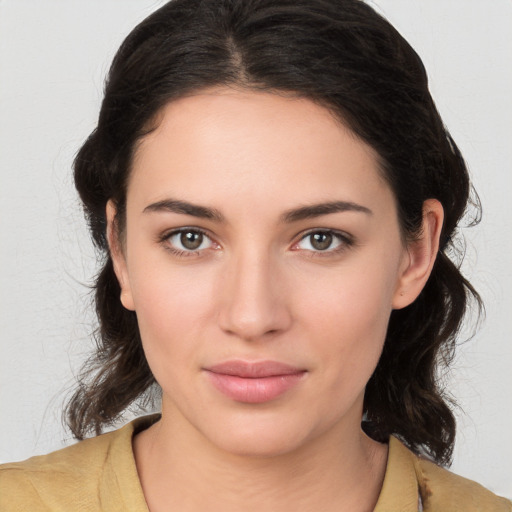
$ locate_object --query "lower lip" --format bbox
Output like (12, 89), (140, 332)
(205, 371), (306, 403)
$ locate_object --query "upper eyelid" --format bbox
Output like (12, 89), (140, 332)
(295, 228), (353, 243)
(159, 226), (212, 241)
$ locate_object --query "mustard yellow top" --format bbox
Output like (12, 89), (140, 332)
(1, 415), (510, 511)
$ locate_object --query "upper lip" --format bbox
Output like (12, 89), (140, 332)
(205, 360), (305, 378)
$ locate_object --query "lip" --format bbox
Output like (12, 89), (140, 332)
(204, 360), (307, 403)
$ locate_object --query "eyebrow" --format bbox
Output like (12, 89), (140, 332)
(280, 201), (373, 223)
(143, 199), (225, 222)
(143, 198), (372, 223)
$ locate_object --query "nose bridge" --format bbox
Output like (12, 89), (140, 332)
(218, 242), (290, 340)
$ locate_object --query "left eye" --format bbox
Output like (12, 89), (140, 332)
(295, 231), (346, 252)
(167, 229), (213, 252)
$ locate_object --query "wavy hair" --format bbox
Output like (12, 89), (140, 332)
(68, 0), (481, 465)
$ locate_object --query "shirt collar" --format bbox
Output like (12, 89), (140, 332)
(374, 436), (421, 512)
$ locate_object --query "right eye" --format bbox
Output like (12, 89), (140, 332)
(162, 228), (215, 256)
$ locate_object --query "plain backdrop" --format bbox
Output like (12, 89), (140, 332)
(1, 0), (511, 498)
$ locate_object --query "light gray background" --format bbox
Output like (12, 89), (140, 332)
(1, 0), (511, 498)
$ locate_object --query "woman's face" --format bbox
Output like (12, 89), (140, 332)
(110, 87), (426, 456)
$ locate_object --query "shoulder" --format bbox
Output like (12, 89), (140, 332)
(0, 428), (119, 510)
(413, 450), (512, 511)
(383, 437), (511, 511)
(0, 415), (157, 511)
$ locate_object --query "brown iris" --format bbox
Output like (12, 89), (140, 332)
(180, 231), (203, 250)
(310, 232), (333, 251)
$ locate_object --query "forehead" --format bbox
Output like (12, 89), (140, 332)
(129, 87), (393, 217)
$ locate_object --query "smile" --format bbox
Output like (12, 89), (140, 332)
(204, 360), (307, 403)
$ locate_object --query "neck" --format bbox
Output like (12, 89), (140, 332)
(133, 406), (388, 512)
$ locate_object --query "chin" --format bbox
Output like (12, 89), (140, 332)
(212, 429), (308, 459)
(197, 408), (324, 459)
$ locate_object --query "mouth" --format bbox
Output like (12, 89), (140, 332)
(203, 360), (307, 404)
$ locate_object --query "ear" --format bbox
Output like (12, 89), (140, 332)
(392, 199), (444, 310)
(106, 200), (135, 311)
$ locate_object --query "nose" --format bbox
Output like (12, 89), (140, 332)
(218, 248), (292, 341)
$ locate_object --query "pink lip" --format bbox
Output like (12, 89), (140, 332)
(204, 360), (307, 403)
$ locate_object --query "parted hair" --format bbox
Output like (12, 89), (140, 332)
(68, 0), (481, 465)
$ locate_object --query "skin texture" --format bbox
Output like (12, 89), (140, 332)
(108, 86), (443, 512)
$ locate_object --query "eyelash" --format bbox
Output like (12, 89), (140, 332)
(158, 228), (354, 258)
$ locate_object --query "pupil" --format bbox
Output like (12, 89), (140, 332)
(181, 231), (203, 250)
(311, 232), (332, 251)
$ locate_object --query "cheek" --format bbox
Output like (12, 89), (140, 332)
(298, 256), (396, 335)
(294, 258), (398, 385)
(127, 260), (217, 373)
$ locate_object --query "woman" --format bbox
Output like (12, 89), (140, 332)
(0, 0), (510, 510)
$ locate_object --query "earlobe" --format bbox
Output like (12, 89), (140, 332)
(106, 200), (135, 311)
(392, 199), (444, 310)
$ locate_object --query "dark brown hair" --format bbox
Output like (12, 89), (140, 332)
(68, 0), (481, 465)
